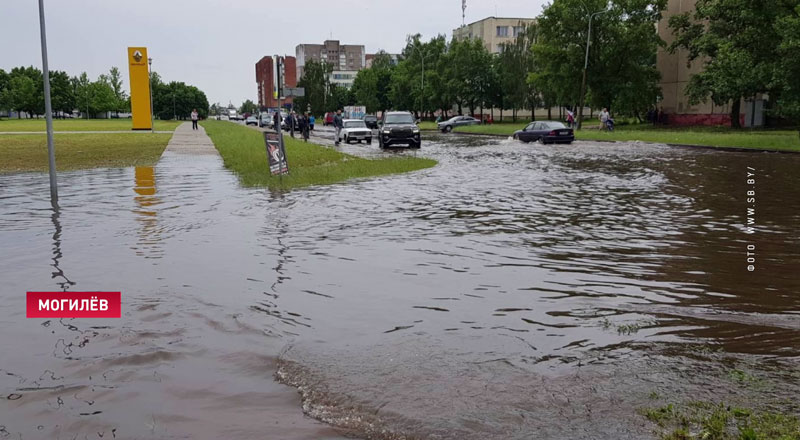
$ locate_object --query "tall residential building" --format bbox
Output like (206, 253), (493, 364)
(295, 40), (366, 88)
(452, 17), (536, 54)
(657, 0), (760, 126)
(255, 55), (297, 109)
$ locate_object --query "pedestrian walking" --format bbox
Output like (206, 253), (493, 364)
(309, 115), (315, 130)
(301, 112), (310, 142)
(333, 109), (344, 146)
(599, 108), (610, 131)
(191, 109), (199, 130)
(288, 111), (296, 138)
(566, 109), (575, 128)
(273, 111), (281, 132)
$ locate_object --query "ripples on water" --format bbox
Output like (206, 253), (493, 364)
(1, 134), (799, 439)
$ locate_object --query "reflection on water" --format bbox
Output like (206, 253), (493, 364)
(133, 166), (162, 259)
(50, 206), (75, 291)
(1, 134), (799, 439)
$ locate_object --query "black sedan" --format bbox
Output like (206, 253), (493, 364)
(513, 121), (574, 144)
(364, 115), (378, 129)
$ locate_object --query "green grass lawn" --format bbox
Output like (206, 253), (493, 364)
(421, 119), (799, 151)
(0, 118), (181, 132)
(0, 132), (172, 173)
(201, 120), (437, 190)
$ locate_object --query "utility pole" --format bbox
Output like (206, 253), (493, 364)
(577, 9), (609, 130)
(38, 0), (58, 205)
(148, 57), (154, 132)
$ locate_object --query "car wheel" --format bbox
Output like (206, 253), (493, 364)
(445, 125), (453, 132)
(412, 142), (421, 149)
(513, 134), (519, 141)
(539, 137), (548, 145)
(366, 138), (372, 145)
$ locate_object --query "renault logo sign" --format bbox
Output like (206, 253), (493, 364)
(132, 50), (143, 62)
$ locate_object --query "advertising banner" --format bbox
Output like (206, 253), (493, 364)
(264, 131), (289, 175)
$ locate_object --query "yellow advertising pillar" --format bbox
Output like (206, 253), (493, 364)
(127, 47), (152, 130)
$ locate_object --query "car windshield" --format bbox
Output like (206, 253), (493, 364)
(385, 113), (415, 124)
(344, 121), (367, 128)
(544, 122), (567, 129)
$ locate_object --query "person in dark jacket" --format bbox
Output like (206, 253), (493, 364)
(333, 109), (344, 146)
(273, 112), (281, 132)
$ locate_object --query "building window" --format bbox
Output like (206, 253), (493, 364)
(496, 26), (508, 37)
(513, 26), (524, 37)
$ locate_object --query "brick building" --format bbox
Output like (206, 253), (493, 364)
(255, 55), (297, 109)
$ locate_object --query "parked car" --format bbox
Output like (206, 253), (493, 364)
(437, 115), (480, 132)
(258, 112), (272, 128)
(341, 119), (372, 144)
(378, 111), (420, 149)
(324, 112), (334, 126)
(245, 116), (258, 126)
(513, 121), (574, 144)
(363, 114), (378, 129)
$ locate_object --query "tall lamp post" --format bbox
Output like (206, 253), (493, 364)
(576, 9), (610, 130)
(148, 57), (154, 132)
(38, 0), (58, 205)
(411, 44), (433, 119)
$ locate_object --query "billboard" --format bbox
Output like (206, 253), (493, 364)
(127, 47), (152, 130)
(264, 131), (289, 175)
(344, 106), (366, 119)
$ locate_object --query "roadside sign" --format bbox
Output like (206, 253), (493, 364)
(285, 87), (305, 97)
(264, 131), (289, 175)
(344, 106), (366, 119)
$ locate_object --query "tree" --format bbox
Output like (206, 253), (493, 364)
(774, 3), (800, 138)
(71, 72), (92, 118)
(108, 67), (127, 115)
(351, 51), (396, 114)
(7, 75), (37, 118)
(0, 69), (9, 113)
(669, 0), (789, 128)
(49, 70), (75, 116)
(533, 0), (666, 120)
(295, 59), (334, 115)
(239, 99), (258, 115)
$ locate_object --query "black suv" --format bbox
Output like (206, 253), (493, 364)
(379, 111), (421, 149)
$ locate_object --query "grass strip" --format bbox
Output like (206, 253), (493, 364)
(0, 118), (181, 132)
(0, 133), (172, 173)
(201, 120), (437, 190)
(421, 120), (799, 151)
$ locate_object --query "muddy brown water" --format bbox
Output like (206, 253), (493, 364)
(1, 132), (799, 439)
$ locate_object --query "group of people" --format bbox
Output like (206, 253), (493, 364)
(274, 110), (315, 142)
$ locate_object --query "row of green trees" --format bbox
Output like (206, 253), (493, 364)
(0, 66), (129, 118)
(150, 72), (209, 120)
(316, 0), (669, 122)
(290, 0), (799, 128)
(0, 65), (209, 121)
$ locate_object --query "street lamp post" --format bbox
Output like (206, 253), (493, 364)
(38, 0), (58, 205)
(411, 45), (433, 120)
(148, 57), (154, 132)
(577, 9), (610, 130)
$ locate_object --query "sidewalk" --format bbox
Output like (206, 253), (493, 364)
(162, 121), (219, 156)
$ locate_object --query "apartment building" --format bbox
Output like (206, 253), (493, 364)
(452, 16), (536, 54)
(254, 55), (297, 109)
(295, 40), (366, 88)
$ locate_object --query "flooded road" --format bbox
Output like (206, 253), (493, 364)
(2, 130), (799, 439)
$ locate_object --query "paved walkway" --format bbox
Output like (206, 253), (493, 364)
(162, 122), (219, 156)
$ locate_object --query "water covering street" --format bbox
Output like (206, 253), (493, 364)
(1, 130), (799, 439)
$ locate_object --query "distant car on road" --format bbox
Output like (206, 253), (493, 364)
(363, 114), (378, 129)
(323, 112), (334, 126)
(379, 111), (421, 149)
(258, 112), (272, 128)
(245, 116), (258, 126)
(438, 115), (480, 132)
(341, 119), (372, 144)
(513, 121), (574, 144)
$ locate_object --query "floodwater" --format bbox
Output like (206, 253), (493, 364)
(2, 132), (799, 439)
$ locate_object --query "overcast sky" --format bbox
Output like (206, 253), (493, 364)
(2, 0), (547, 106)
